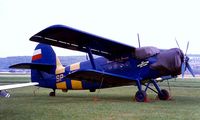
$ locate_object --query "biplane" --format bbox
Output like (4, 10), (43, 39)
(1, 25), (195, 102)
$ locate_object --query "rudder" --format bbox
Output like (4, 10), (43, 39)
(31, 43), (58, 88)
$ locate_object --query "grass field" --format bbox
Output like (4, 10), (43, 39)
(1, 76), (200, 120)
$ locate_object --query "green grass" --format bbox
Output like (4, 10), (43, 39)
(1, 76), (200, 120)
(0, 75), (30, 83)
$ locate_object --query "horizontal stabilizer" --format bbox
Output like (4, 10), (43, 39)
(66, 69), (135, 85)
(0, 82), (39, 90)
(9, 63), (55, 73)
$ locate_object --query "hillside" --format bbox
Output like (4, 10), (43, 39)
(0, 55), (200, 74)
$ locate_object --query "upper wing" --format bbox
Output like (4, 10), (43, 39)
(30, 25), (136, 60)
(0, 82), (38, 90)
(66, 69), (136, 86)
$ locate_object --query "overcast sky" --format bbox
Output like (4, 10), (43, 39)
(1, 0), (200, 57)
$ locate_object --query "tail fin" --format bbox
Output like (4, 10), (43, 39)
(10, 43), (65, 88)
(31, 43), (65, 88)
(31, 43), (57, 73)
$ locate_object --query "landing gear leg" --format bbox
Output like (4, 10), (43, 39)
(49, 89), (56, 97)
(151, 79), (170, 100)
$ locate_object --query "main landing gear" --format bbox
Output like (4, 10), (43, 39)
(135, 90), (147, 102)
(134, 79), (170, 102)
(158, 89), (170, 100)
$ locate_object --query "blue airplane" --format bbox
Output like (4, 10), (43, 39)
(2, 25), (195, 102)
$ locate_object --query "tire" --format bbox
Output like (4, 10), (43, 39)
(89, 89), (96, 92)
(135, 90), (147, 102)
(62, 89), (68, 92)
(158, 89), (170, 100)
(49, 92), (55, 96)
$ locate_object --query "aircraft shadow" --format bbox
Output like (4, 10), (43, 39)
(57, 94), (133, 103)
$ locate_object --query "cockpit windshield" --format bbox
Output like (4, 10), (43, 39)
(135, 46), (160, 59)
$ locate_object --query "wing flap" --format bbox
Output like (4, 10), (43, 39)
(30, 25), (136, 60)
(66, 69), (135, 85)
(0, 82), (39, 90)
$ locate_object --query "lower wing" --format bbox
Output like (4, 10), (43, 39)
(66, 69), (136, 86)
(0, 82), (39, 90)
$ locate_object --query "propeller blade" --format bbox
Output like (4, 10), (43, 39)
(176, 40), (193, 79)
(185, 41), (189, 55)
(175, 38), (181, 49)
(186, 63), (195, 77)
(181, 62), (186, 79)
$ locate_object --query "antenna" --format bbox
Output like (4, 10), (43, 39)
(137, 33), (141, 48)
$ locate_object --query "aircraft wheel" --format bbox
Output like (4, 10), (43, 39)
(62, 89), (68, 92)
(135, 90), (147, 102)
(49, 92), (55, 97)
(158, 89), (169, 100)
(89, 89), (96, 92)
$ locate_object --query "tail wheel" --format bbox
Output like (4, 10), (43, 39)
(158, 89), (170, 100)
(62, 89), (68, 92)
(135, 90), (147, 102)
(49, 91), (55, 97)
(89, 89), (96, 92)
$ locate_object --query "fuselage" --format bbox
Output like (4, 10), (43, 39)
(34, 55), (160, 90)
(31, 47), (183, 91)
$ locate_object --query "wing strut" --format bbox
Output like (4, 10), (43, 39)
(87, 47), (96, 70)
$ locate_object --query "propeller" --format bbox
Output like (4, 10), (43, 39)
(175, 39), (195, 79)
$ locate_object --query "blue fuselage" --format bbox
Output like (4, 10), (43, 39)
(37, 56), (160, 90)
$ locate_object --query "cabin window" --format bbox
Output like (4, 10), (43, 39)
(103, 61), (131, 71)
